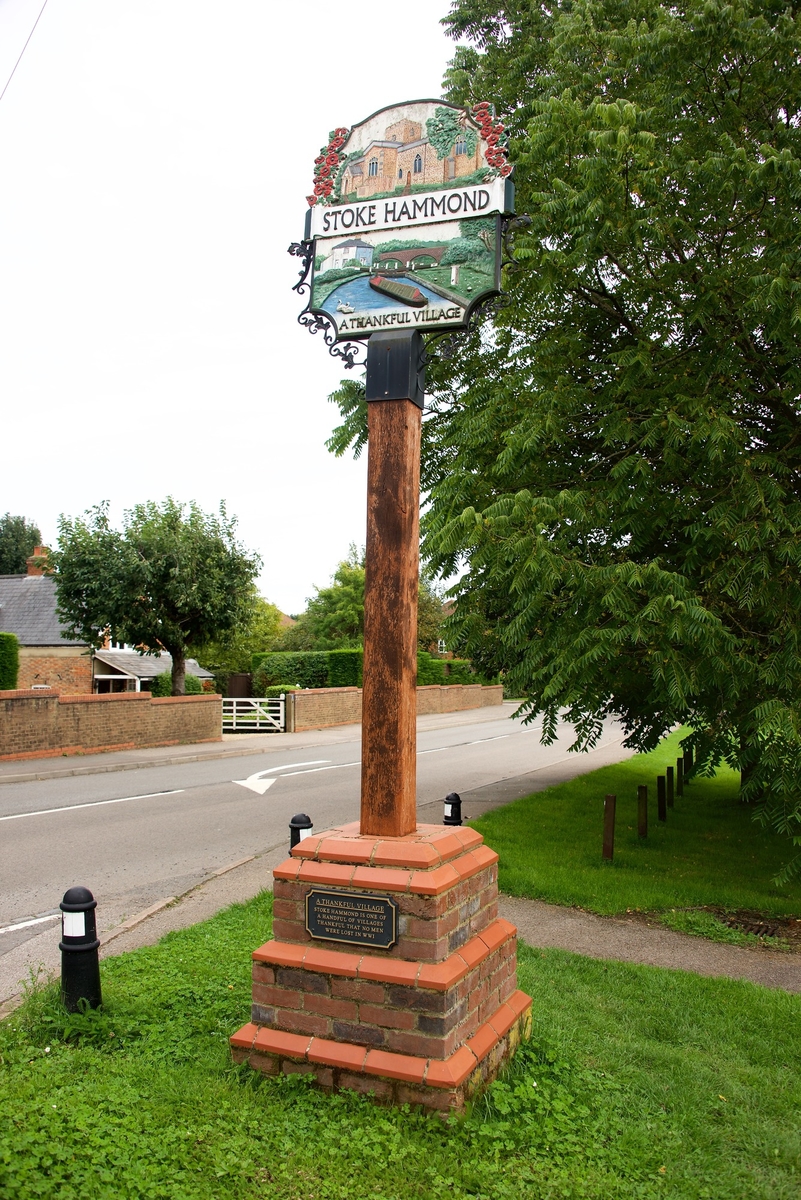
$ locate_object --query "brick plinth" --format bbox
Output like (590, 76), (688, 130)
(231, 823), (531, 1112)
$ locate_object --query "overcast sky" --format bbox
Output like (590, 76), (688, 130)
(0, 0), (456, 613)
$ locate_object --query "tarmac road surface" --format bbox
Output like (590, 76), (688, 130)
(0, 703), (630, 1003)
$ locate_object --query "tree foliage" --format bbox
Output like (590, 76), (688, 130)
(273, 545), (445, 653)
(191, 592), (282, 675)
(426, 106), (477, 160)
(53, 499), (260, 694)
(0, 514), (41, 575)
(329, 0), (801, 871)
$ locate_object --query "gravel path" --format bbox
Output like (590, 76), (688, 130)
(500, 895), (801, 993)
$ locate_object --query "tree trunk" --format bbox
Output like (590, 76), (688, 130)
(171, 650), (186, 696)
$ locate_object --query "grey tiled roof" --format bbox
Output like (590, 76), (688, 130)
(0, 575), (86, 646)
(93, 650), (213, 680)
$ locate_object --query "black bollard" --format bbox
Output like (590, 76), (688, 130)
(657, 775), (667, 822)
(667, 766), (674, 809)
(676, 757), (684, 797)
(443, 792), (462, 826)
(289, 813), (313, 850)
(602, 794), (616, 861)
(683, 746), (692, 782)
(637, 785), (648, 839)
(59, 887), (102, 1012)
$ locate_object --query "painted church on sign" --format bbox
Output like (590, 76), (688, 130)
(340, 115), (482, 200)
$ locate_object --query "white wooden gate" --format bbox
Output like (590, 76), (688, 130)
(222, 696), (285, 733)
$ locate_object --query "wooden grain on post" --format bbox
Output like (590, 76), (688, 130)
(360, 399), (422, 838)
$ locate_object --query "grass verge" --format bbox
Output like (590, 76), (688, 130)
(1, 892), (800, 1198)
(471, 728), (801, 916)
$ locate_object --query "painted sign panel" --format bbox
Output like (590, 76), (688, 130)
(305, 888), (398, 949)
(298, 100), (513, 342)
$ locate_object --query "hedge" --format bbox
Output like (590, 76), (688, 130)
(445, 658), (474, 684)
(249, 648), (481, 691)
(417, 652), (446, 685)
(252, 651), (330, 690)
(0, 632), (19, 690)
(327, 649), (362, 688)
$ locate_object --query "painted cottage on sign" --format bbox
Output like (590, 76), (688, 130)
(341, 116), (481, 200)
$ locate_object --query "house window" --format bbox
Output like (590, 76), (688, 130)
(398, 168), (403, 179)
(368, 158), (378, 177)
(455, 139), (467, 155)
(413, 154), (422, 174)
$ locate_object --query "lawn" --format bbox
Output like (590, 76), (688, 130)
(1, 892), (799, 1199)
(472, 728), (801, 917)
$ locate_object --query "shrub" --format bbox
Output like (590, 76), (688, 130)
(261, 684), (298, 698)
(445, 658), (475, 684)
(251, 651), (330, 690)
(328, 648), (363, 688)
(150, 671), (202, 696)
(417, 652), (446, 685)
(0, 632), (19, 690)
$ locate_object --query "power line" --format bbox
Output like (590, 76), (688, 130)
(0, 0), (50, 106)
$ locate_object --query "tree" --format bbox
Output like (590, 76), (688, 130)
(329, 1), (801, 871)
(191, 591), (283, 676)
(417, 578), (445, 652)
(426, 106), (477, 161)
(304, 547), (366, 648)
(53, 499), (260, 694)
(272, 545), (445, 653)
(0, 514), (41, 574)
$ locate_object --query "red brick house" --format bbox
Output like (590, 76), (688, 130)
(0, 562), (92, 693)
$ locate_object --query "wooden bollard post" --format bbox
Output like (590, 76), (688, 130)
(683, 746), (692, 783)
(657, 775), (667, 822)
(637, 785), (648, 839)
(676, 757), (683, 797)
(602, 794), (616, 861)
(666, 765), (674, 808)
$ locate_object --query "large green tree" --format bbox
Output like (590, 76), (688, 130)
(0, 514), (41, 574)
(53, 499), (260, 694)
(273, 546), (445, 653)
(190, 591), (283, 677)
(329, 0), (801, 870)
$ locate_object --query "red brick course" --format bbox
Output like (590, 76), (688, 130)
(289, 684), (503, 731)
(232, 991), (532, 1114)
(232, 823), (531, 1112)
(0, 690), (222, 760)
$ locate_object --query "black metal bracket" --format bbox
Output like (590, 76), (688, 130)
(288, 240), (315, 295)
(297, 309), (367, 370)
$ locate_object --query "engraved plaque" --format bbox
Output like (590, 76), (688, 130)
(305, 889), (398, 950)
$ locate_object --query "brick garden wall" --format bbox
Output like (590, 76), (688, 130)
(290, 684), (503, 732)
(0, 690), (222, 761)
(17, 648), (93, 693)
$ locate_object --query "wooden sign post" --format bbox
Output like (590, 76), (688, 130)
(231, 102), (531, 1114)
(361, 330), (423, 837)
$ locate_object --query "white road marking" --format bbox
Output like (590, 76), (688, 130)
(468, 735), (509, 744)
(0, 913), (60, 935)
(279, 761), (360, 777)
(0, 789), (185, 823)
(233, 760), (331, 793)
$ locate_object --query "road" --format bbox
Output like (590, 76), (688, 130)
(0, 703), (629, 1003)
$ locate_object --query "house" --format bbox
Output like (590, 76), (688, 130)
(92, 649), (213, 693)
(341, 116), (482, 201)
(0, 551), (213, 694)
(320, 238), (374, 273)
(0, 559), (93, 693)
